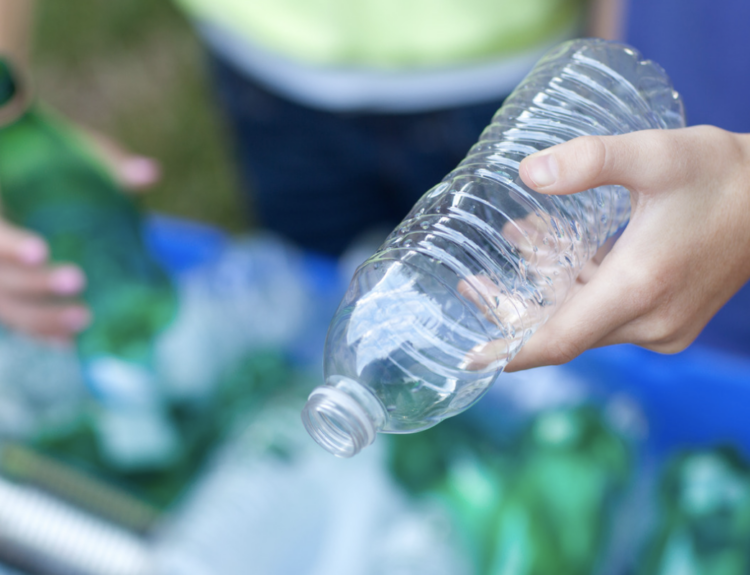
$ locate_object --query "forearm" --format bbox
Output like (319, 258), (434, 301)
(0, 0), (35, 67)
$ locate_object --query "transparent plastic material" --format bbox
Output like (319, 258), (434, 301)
(302, 39), (685, 458)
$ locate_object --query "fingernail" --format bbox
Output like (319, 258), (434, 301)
(525, 152), (558, 188)
(63, 308), (91, 332)
(120, 157), (160, 187)
(18, 238), (48, 265)
(50, 267), (86, 295)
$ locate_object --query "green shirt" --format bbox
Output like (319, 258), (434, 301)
(174, 0), (586, 70)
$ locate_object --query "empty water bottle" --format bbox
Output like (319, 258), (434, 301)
(302, 39), (685, 458)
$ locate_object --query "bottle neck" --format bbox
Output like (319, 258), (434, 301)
(301, 378), (386, 458)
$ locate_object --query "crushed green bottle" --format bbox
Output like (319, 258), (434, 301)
(0, 66), (179, 470)
(389, 404), (634, 575)
(484, 406), (632, 575)
(639, 447), (750, 575)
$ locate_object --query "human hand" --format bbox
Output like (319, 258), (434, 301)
(81, 127), (161, 191)
(0, 126), (160, 341)
(457, 211), (611, 371)
(0, 219), (89, 341)
(504, 126), (750, 371)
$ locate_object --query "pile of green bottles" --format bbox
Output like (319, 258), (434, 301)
(0, 348), (299, 516)
(637, 447), (750, 575)
(388, 399), (750, 575)
(389, 403), (635, 575)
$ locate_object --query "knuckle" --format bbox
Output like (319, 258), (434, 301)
(691, 124), (729, 144)
(643, 126), (742, 188)
(573, 136), (609, 184)
(633, 131), (685, 188)
(643, 318), (679, 347)
(642, 129), (676, 156)
(619, 263), (668, 316)
(637, 313), (697, 354)
(545, 337), (584, 366)
(642, 333), (694, 355)
(695, 125), (746, 164)
(31, 270), (56, 294)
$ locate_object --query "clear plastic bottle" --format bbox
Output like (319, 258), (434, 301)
(302, 39), (685, 458)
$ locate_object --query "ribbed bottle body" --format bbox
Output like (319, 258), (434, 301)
(310, 39), (685, 451)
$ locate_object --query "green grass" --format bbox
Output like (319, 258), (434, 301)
(32, 0), (250, 232)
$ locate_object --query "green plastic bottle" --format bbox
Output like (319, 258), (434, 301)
(389, 404), (633, 575)
(482, 406), (632, 575)
(639, 448), (750, 575)
(0, 58), (179, 471)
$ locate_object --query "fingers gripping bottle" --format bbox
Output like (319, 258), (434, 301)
(301, 39), (685, 458)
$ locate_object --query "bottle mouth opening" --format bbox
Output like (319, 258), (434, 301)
(301, 386), (376, 458)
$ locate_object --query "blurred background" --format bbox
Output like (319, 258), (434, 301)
(33, 0), (246, 231)
(1, 1), (750, 574)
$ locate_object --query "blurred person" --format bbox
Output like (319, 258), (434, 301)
(0, 0), (599, 340)
(3, 0), (749, 371)
(173, 0), (593, 257)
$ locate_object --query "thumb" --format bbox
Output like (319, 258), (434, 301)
(82, 128), (161, 192)
(518, 130), (687, 196)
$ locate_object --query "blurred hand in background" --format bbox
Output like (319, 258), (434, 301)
(1, 0), (164, 341)
(0, 123), (160, 342)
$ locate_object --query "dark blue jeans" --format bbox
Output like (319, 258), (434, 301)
(211, 55), (506, 256)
